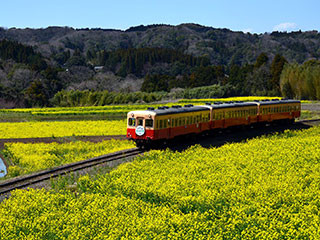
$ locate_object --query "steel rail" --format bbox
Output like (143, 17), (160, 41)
(0, 148), (143, 195)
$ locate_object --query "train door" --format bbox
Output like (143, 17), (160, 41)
(196, 114), (201, 133)
(168, 118), (172, 139)
(136, 117), (144, 127)
(134, 117), (145, 138)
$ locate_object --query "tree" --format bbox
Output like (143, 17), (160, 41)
(270, 54), (287, 94)
(24, 80), (48, 106)
(254, 53), (269, 68)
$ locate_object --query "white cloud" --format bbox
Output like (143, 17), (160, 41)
(273, 22), (298, 32)
(242, 28), (253, 34)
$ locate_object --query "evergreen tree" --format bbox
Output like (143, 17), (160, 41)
(270, 54), (287, 94)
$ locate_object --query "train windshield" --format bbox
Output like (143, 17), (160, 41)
(145, 119), (153, 128)
(137, 118), (143, 126)
(128, 118), (136, 126)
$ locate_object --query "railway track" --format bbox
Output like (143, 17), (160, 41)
(298, 118), (320, 124)
(0, 118), (319, 196)
(0, 148), (144, 195)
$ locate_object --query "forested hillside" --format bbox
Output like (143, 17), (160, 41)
(0, 24), (320, 107)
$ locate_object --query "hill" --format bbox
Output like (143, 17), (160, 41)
(0, 24), (320, 107)
(1, 24), (320, 65)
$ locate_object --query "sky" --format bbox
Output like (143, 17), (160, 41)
(1, 0), (319, 33)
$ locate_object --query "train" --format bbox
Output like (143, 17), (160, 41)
(127, 99), (301, 147)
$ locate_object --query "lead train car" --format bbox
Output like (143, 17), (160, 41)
(127, 99), (301, 147)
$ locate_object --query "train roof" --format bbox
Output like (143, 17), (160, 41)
(205, 99), (300, 108)
(209, 102), (257, 109)
(150, 105), (210, 116)
(257, 99), (300, 105)
(128, 99), (301, 117)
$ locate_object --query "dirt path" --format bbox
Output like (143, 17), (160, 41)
(301, 103), (320, 112)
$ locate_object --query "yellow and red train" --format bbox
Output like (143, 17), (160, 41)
(127, 99), (301, 147)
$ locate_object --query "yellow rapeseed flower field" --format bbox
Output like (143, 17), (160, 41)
(0, 120), (126, 139)
(3, 139), (136, 177)
(1, 96), (305, 117)
(1, 126), (320, 238)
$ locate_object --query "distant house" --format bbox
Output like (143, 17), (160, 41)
(94, 66), (104, 72)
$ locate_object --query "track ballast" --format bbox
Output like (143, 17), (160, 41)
(0, 148), (143, 195)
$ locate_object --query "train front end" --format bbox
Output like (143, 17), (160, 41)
(127, 110), (156, 147)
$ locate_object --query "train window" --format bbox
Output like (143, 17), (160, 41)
(159, 120), (163, 129)
(145, 119), (153, 128)
(138, 119), (143, 126)
(164, 119), (167, 128)
(172, 119), (175, 127)
(128, 118), (136, 126)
